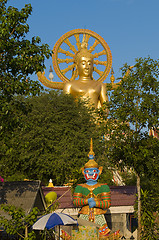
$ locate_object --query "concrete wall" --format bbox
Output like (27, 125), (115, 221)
(106, 213), (137, 239)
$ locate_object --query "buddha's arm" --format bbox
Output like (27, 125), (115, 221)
(63, 82), (72, 94)
(99, 83), (108, 105)
(37, 71), (64, 90)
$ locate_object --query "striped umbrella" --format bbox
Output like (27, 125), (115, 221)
(32, 212), (78, 230)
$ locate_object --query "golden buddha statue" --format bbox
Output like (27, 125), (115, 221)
(63, 41), (108, 108)
(37, 29), (121, 109)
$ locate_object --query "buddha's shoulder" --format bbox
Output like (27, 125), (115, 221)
(64, 79), (104, 89)
(92, 80), (105, 87)
(64, 80), (78, 87)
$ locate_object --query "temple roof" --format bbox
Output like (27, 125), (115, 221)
(42, 185), (137, 209)
(110, 186), (137, 207)
(0, 181), (136, 216)
(0, 181), (46, 217)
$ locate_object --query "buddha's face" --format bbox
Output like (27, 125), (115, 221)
(77, 56), (93, 78)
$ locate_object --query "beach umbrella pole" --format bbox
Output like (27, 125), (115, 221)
(59, 225), (60, 240)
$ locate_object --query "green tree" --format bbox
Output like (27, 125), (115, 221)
(0, 91), (112, 185)
(140, 190), (159, 240)
(0, 205), (39, 239)
(0, 204), (56, 239)
(0, 0), (51, 175)
(0, 0), (51, 136)
(99, 57), (159, 239)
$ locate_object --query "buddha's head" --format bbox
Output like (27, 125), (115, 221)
(74, 40), (94, 79)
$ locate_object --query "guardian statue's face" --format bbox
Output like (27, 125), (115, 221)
(77, 56), (93, 78)
(84, 167), (100, 182)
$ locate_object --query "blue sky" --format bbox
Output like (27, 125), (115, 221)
(7, 0), (159, 85)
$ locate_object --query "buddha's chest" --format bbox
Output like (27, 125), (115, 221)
(71, 82), (101, 98)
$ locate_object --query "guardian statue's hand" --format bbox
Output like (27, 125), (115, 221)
(88, 197), (96, 208)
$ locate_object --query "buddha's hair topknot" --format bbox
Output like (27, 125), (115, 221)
(74, 36), (94, 63)
(74, 48), (94, 64)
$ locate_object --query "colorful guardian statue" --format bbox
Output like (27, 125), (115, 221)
(73, 139), (120, 239)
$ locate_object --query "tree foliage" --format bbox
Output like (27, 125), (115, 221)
(109, 57), (159, 129)
(98, 57), (159, 238)
(0, 0), (51, 136)
(0, 90), (112, 185)
(0, 204), (56, 239)
(99, 57), (159, 181)
(0, 205), (39, 239)
(140, 190), (159, 240)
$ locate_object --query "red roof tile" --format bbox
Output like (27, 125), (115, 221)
(110, 186), (137, 206)
(42, 185), (137, 209)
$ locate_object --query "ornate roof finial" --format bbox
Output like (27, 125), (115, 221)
(110, 67), (115, 84)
